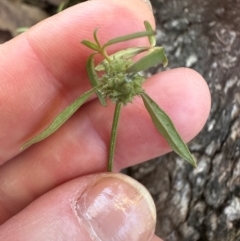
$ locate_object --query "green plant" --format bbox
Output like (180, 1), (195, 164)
(20, 21), (197, 171)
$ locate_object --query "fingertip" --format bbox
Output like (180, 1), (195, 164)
(151, 236), (165, 241)
(0, 173), (156, 241)
(77, 173), (156, 241)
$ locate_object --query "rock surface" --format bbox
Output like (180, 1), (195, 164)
(129, 0), (240, 240)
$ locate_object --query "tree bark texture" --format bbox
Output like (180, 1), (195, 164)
(129, 0), (240, 240)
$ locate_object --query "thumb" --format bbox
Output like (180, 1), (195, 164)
(0, 173), (159, 241)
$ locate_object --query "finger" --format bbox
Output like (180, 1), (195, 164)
(151, 236), (164, 241)
(0, 0), (154, 164)
(0, 67), (211, 223)
(0, 173), (157, 241)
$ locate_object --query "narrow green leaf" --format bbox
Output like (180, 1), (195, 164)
(140, 92), (197, 167)
(144, 20), (156, 47)
(93, 28), (101, 48)
(127, 47), (168, 72)
(87, 54), (107, 106)
(16, 27), (29, 34)
(20, 88), (96, 150)
(95, 47), (149, 71)
(57, 0), (68, 12)
(103, 30), (155, 48)
(108, 102), (122, 171)
(81, 40), (99, 51)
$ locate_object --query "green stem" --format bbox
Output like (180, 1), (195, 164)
(101, 47), (111, 62)
(108, 102), (122, 172)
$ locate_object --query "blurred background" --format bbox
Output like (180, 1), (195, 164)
(1, 0), (240, 240)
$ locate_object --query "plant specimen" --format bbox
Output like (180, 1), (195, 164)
(20, 21), (197, 171)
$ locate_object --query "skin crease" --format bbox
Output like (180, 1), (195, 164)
(0, 0), (211, 240)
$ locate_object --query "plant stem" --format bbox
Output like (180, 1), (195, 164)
(108, 102), (122, 171)
(101, 47), (111, 62)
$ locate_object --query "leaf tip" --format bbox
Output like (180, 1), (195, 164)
(192, 161), (198, 168)
(189, 155), (197, 168)
(20, 143), (30, 151)
(81, 40), (99, 51)
(163, 57), (168, 67)
(144, 20), (156, 47)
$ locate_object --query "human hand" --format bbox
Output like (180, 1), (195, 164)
(0, 0), (211, 240)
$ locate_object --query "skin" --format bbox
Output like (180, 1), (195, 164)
(0, 0), (211, 240)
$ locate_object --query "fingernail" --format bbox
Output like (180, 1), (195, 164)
(76, 173), (156, 241)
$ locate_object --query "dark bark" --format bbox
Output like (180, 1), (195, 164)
(129, 0), (240, 240)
